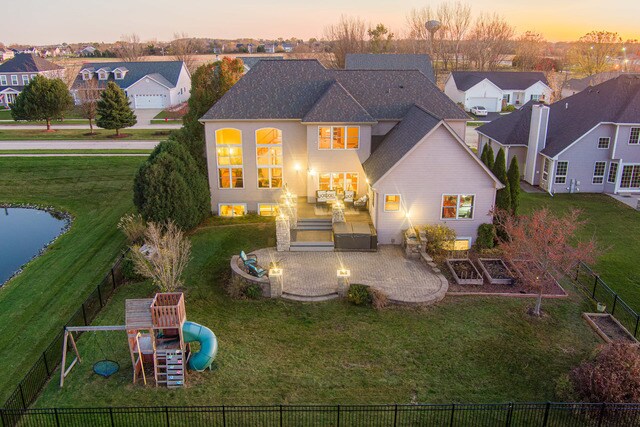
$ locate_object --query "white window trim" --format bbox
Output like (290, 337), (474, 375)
(215, 128), (244, 190)
(383, 194), (401, 212)
(114, 72), (123, 80)
(607, 162), (618, 184)
(21, 75), (29, 85)
(317, 125), (360, 150)
(592, 161), (606, 185)
(541, 158), (551, 183)
(440, 194), (476, 221)
(629, 127), (640, 145)
(619, 164), (640, 190)
(258, 203), (279, 216)
(554, 161), (568, 184)
(317, 172), (359, 192)
(0, 75), (6, 85)
(98, 71), (108, 81)
(30, 74), (36, 80)
(255, 128), (284, 190)
(10, 75), (18, 85)
(597, 137), (610, 149)
(218, 203), (247, 217)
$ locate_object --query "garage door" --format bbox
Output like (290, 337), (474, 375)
(134, 94), (167, 109)
(468, 97), (499, 112)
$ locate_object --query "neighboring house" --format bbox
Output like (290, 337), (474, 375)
(200, 59), (502, 245)
(562, 71), (626, 98)
(444, 71), (551, 113)
(476, 75), (640, 194)
(0, 49), (15, 62)
(71, 61), (191, 109)
(237, 56), (284, 73)
(345, 53), (435, 82)
(264, 44), (276, 54)
(0, 54), (65, 108)
(281, 43), (294, 53)
(79, 46), (97, 57)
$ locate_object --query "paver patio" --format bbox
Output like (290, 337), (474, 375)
(252, 245), (448, 304)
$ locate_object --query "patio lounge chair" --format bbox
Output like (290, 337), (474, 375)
(247, 263), (267, 278)
(354, 194), (368, 210)
(240, 251), (257, 265)
(344, 190), (355, 204)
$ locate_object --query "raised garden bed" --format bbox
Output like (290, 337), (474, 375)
(583, 313), (638, 344)
(446, 259), (483, 286)
(477, 258), (514, 285)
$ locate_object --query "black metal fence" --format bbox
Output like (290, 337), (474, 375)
(1, 403), (640, 427)
(574, 262), (640, 340)
(1, 250), (129, 414)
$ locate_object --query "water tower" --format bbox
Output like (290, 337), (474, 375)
(425, 20), (441, 58)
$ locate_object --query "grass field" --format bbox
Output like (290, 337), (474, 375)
(0, 107), (88, 124)
(0, 157), (145, 403)
(0, 129), (173, 141)
(0, 149), (153, 155)
(520, 192), (640, 309)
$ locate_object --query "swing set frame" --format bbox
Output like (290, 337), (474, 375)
(60, 325), (127, 387)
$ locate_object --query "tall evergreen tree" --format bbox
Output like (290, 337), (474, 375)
(10, 76), (73, 130)
(486, 144), (495, 170)
(96, 81), (136, 136)
(507, 156), (521, 215)
(492, 148), (511, 211)
(480, 144), (489, 166)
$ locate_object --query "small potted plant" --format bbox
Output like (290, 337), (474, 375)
(596, 302), (607, 313)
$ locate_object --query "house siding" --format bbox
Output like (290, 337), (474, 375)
(169, 64), (191, 105)
(373, 125), (497, 244)
(126, 78), (171, 108)
(461, 81), (502, 112)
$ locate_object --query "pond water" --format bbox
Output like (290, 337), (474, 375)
(0, 207), (69, 285)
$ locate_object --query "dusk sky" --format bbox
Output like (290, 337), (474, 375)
(5, 0), (640, 45)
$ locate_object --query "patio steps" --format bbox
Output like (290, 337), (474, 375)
(281, 292), (339, 302)
(290, 241), (334, 252)
(296, 218), (332, 231)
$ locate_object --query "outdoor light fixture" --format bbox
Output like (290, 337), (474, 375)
(269, 267), (283, 277)
(308, 168), (317, 176)
(294, 163), (301, 172)
(337, 268), (351, 278)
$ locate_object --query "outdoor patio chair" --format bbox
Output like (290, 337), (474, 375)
(247, 263), (267, 278)
(316, 190), (329, 204)
(240, 251), (257, 266)
(326, 190), (337, 203)
(354, 194), (368, 210)
(344, 190), (355, 204)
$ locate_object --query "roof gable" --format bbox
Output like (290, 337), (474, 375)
(201, 59), (467, 122)
(451, 71), (548, 91)
(345, 53), (435, 82)
(71, 61), (185, 90)
(0, 54), (63, 73)
(302, 81), (375, 123)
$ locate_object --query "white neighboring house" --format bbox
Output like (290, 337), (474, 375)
(0, 54), (65, 108)
(71, 61), (191, 109)
(0, 49), (15, 62)
(444, 71), (551, 113)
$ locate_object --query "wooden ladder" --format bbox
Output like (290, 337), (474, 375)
(155, 349), (185, 388)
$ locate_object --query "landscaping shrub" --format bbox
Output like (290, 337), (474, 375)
(96, 81), (137, 136)
(133, 140), (210, 230)
(422, 224), (457, 256)
(371, 288), (389, 310)
(245, 283), (263, 299)
(501, 105), (516, 112)
(347, 284), (372, 306)
(569, 342), (640, 404)
(117, 213), (146, 244)
(226, 277), (263, 300)
(492, 148), (511, 212)
(121, 252), (144, 281)
(476, 223), (496, 250)
(507, 156), (521, 216)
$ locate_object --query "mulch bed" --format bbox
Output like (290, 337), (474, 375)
(588, 314), (637, 343)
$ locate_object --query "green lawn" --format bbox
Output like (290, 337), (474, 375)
(0, 157), (145, 403)
(0, 129), (173, 141)
(151, 110), (183, 124)
(520, 192), (640, 309)
(0, 149), (153, 155)
(0, 107), (88, 124)
(35, 221), (599, 407)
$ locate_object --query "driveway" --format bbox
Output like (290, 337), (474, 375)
(132, 108), (163, 127)
(0, 140), (160, 150)
(465, 127), (479, 150)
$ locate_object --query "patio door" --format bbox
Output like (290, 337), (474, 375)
(620, 165), (640, 190)
(318, 172), (358, 192)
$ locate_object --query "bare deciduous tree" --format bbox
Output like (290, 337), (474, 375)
(544, 69), (569, 102)
(514, 31), (547, 71)
(115, 33), (144, 62)
(324, 15), (367, 68)
(570, 31), (622, 75)
(170, 32), (202, 73)
(466, 13), (515, 71)
(130, 221), (192, 292)
(76, 77), (102, 134)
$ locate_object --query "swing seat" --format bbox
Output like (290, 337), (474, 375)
(93, 360), (120, 378)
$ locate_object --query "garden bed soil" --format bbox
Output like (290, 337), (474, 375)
(446, 259), (483, 286)
(583, 313), (638, 344)
(477, 258), (514, 285)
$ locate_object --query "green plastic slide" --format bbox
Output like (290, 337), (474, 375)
(182, 320), (218, 371)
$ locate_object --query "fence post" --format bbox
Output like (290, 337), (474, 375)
(336, 405), (340, 427)
(165, 406), (170, 427)
(109, 407), (115, 427)
(611, 294), (618, 316)
(505, 402), (513, 427)
(541, 402), (550, 427)
(634, 315), (639, 338)
(53, 408), (60, 427)
(222, 405), (226, 427)
(42, 351), (50, 376)
(393, 404), (398, 427)
(18, 383), (26, 409)
(449, 403), (455, 427)
(0, 408), (5, 427)
(81, 303), (88, 326)
(597, 402), (606, 427)
(592, 276), (598, 298)
(111, 268), (116, 290)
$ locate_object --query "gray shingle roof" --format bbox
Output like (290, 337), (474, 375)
(302, 81), (375, 123)
(477, 75), (640, 158)
(451, 71), (548, 91)
(201, 59), (467, 121)
(564, 71), (629, 92)
(362, 105), (441, 184)
(345, 53), (435, 82)
(70, 61), (185, 90)
(0, 54), (63, 73)
(237, 56), (284, 70)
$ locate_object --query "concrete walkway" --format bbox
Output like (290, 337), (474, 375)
(0, 140), (160, 150)
(252, 246), (448, 305)
(608, 193), (640, 210)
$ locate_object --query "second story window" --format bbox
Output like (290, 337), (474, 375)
(98, 71), (108, 80)
(598, 137), (610, 149)
(114, 72), (122, 80)
(318, 126), (359, 150)
(630, 128), (640, 145)
(256, 128), (283, 189)
(215, 128), (243, 189)
(22, 75), (29, 85)
(0, 75), (6, 86)
(11, 75), (18, 85)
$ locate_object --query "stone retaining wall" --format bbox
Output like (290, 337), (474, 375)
(230, 255), (272, 297)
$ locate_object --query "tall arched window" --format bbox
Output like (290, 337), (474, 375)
(256, 128), (283, 189)
(215, 128), (243, 189)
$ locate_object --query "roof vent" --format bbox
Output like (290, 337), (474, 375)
(565, 102), (569, 110)
(399, 85), (404, 89)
